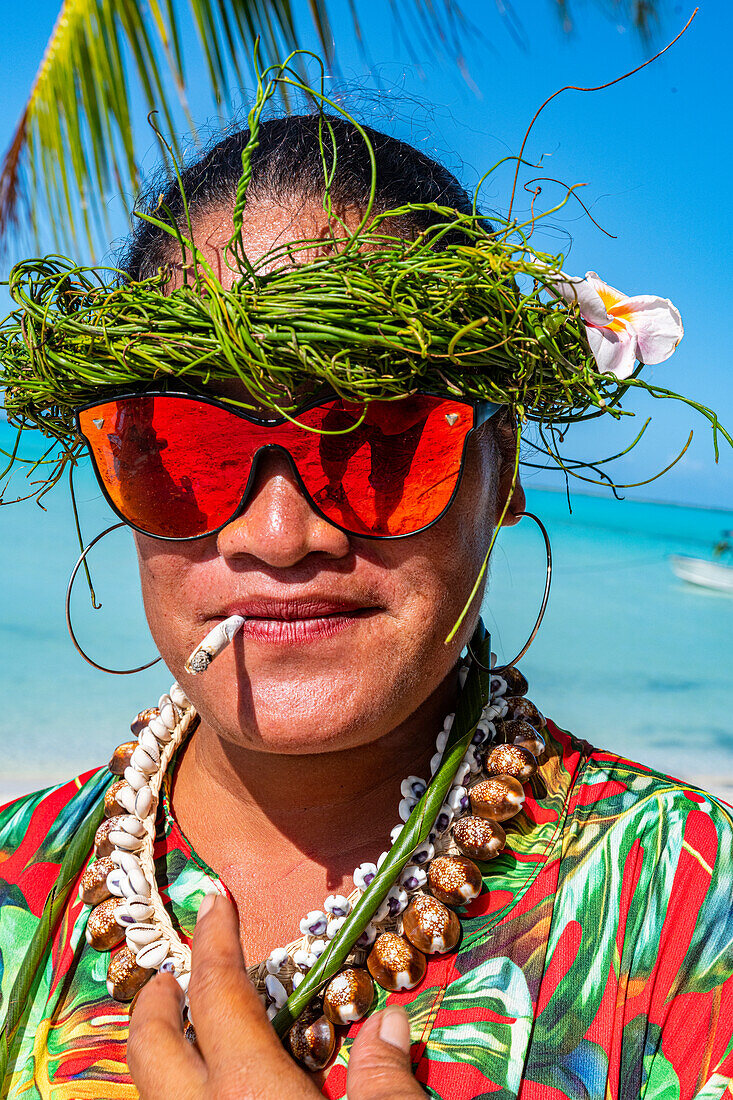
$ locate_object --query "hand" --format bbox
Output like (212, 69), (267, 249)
(127, 893), (425, 1099)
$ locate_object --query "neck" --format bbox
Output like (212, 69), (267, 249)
(170, 668), (459, 955)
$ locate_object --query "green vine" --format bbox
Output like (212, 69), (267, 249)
(0, 48), (728, 507)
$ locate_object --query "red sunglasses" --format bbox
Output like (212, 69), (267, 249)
(76, 390), (501, 541)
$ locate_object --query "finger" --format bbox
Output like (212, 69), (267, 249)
(346, 1006), (425, 1100)
(128, 972), (206, 1100)
(188, 894), (296, 1079)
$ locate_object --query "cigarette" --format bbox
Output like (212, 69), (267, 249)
(184, 615), (246, 675)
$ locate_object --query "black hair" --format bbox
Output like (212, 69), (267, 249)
(120, 114), (485, 280)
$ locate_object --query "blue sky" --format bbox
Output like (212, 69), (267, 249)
(1, 0), (731, 508)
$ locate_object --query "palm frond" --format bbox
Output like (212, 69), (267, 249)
(0, 0), (344, 258)
(0, 0), (661, 259)
(554, 0), (661, 43)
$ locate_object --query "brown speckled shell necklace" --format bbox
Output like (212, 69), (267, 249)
(78, 616), (547, 1070)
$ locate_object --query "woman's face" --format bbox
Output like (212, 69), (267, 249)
(132, 198), (525, 756)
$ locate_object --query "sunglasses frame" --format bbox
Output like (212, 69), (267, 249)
(75, 386), (503, 542)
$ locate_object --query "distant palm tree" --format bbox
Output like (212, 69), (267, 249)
(0, 0), (661, 256)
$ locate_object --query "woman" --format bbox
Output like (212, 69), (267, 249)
(1, 113), (732, 1100)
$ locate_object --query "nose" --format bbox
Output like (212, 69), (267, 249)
(216, 447), (351, 567)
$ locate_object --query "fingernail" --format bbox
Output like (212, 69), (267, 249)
(197, 892), (217, 922)
(379, 1006), (411, 1053)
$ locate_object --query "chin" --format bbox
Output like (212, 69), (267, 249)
(173, 622), (448, 754)
(233, 667), (394, 755)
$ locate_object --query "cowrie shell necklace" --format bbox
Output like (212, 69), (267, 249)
(78, 616), (547, 1068)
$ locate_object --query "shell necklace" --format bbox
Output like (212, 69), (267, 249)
(78, 616), (547, 1070)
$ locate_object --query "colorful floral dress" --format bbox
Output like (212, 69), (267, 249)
(1, 719), (732, 1099)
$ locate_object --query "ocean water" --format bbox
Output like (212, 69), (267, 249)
(1, 420), (731, 802)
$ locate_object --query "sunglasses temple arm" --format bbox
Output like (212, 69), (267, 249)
(476, 400), (504, 428)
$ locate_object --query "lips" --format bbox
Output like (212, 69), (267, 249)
(211, 597), (379, 645)
(219, 597), (371, 619)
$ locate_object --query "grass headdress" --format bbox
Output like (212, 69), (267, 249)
(0, 48), (728, 522)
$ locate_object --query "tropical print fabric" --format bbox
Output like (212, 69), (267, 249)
(1, 717), (733, 1099)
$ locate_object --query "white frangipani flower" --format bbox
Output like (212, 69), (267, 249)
(548, 270), (684, 380)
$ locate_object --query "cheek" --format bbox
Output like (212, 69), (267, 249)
(133, 537), (209, 661)
(376, 452), (496, 646)
(382, 510), (489, 636)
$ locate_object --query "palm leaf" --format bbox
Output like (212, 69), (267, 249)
(555, 0), (660, 43)
(273, 619), (492, 1036)
(0, 0), (661, 259)
(0, 0), (337, 257)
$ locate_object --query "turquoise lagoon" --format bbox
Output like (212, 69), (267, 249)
(1, 420), (731, 802)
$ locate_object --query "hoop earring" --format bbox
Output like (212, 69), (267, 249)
(65, 522), (162, 675)
(466, 510), (552, 674)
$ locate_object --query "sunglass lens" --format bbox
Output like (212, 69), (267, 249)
(293, 396), (474, 536)
(79, 396), (255, 538)
(80, 393), (475, 540)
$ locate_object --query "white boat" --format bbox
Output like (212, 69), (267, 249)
(669, 554), (733, 594)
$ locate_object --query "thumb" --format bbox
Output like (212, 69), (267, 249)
(346, 1005), (425, 1099)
